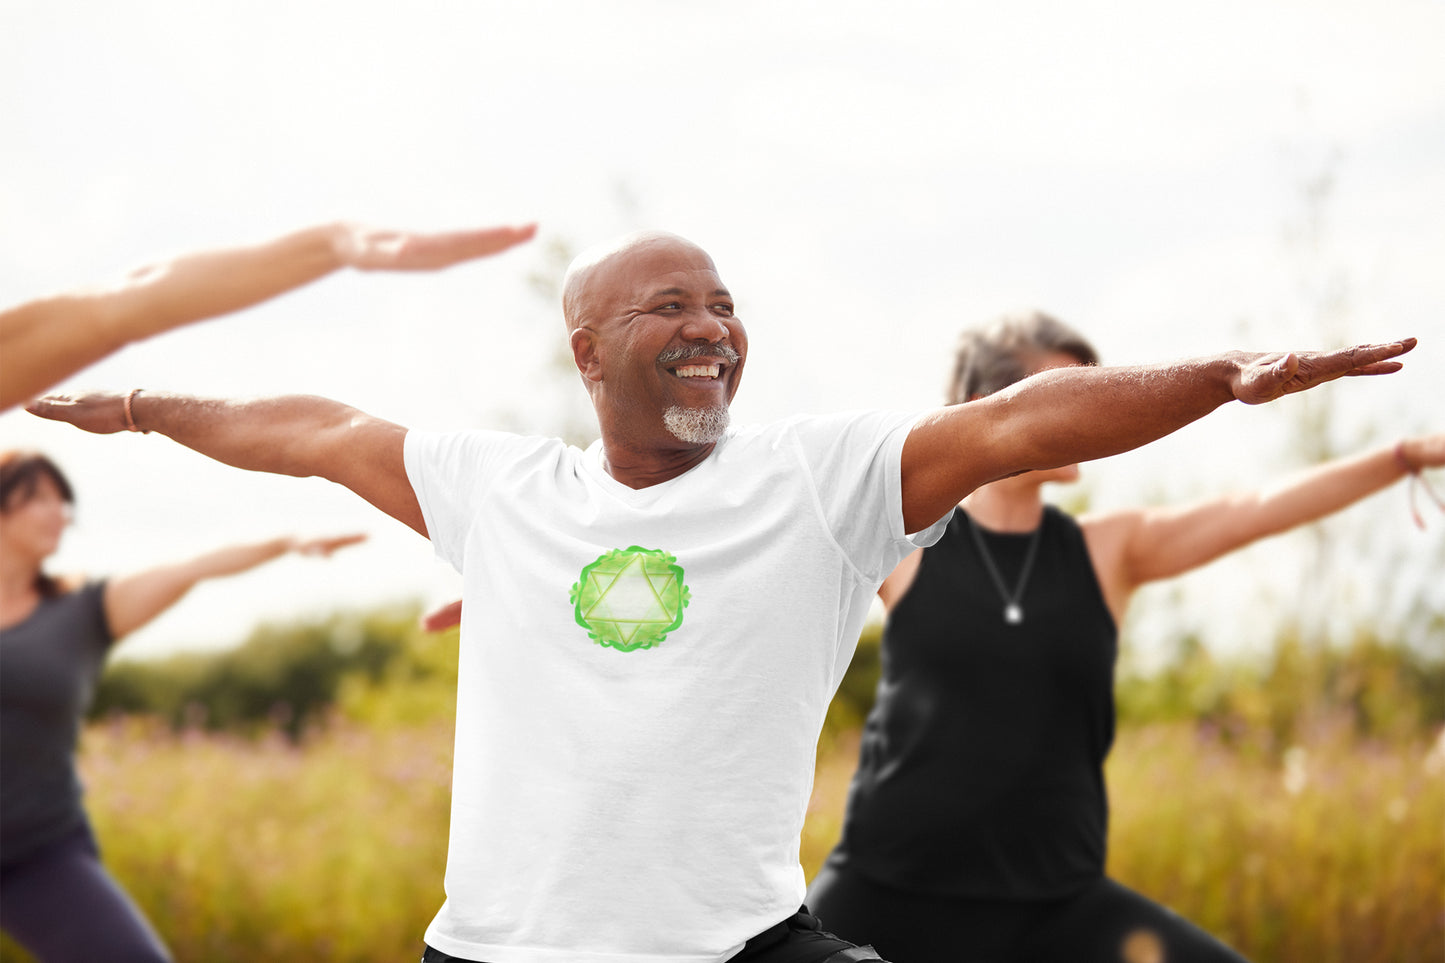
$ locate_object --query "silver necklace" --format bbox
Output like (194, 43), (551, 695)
(965, 512), (1043, 624)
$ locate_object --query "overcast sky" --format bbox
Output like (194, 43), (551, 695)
(3, 0), (1442, 664)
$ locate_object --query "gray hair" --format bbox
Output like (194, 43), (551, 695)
(946, 310), (1099, 405)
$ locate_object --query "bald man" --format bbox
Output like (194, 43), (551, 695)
(28, 230), (1414, 963)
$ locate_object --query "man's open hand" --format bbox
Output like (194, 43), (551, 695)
(1231, 338), (1416, 405)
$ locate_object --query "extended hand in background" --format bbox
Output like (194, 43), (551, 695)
(420, 599), (463, 633)
(28, 390), (167, 435)
(337, 223), (538, 271)
(292, 533), (370, 557)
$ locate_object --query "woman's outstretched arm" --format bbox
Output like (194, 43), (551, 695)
(0, 221), (536, 411)
(1084, 432), (1444, 618)
(102, 533), (366, 641)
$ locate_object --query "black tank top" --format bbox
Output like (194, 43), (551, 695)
(827, 506), (1117, 899)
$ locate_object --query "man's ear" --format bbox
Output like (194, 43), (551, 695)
(571, 327), (603, 383)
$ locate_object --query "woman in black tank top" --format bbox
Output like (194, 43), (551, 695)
(806, 312), (1443, 963)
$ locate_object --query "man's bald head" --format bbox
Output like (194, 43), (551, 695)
(562, 231), (715, 332)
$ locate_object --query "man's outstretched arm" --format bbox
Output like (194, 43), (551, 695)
(0, 221), (537, 411)
(899, 340), (1416, 533)
(27, 390), (425, 536)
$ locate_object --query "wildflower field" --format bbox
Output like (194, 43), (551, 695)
(2, 613), (1441, 962)
(0, 714), (1439, 962)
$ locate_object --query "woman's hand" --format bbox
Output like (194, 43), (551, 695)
(335, 223), (537, 272)
(1397, 432), (1445, 472)
(292, 533), (368, 557)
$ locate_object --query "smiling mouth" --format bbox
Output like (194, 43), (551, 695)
(672, 364), (722, 380)
(658, 343), (739, 382)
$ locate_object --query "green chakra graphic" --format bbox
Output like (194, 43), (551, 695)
(569, 546), (691, 652)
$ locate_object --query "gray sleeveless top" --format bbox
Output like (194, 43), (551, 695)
(1, 581), (112, 867)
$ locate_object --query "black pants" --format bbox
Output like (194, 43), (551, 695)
(421, 906), (888, 963)
(0, 822), (172, 963)
(806, 861), (1252, 963)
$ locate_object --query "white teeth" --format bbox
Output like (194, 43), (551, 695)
(674, 364), (721, 379)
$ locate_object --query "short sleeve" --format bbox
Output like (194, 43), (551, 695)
(78, 580), (114, 653)
(404, 429), (505, 572)
(787, 410), (949, 581)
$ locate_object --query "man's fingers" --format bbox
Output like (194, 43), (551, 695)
(1352, 337), (1416, 364)
(1296, 337), (1415, 383)
(1343, 360), (1406, 377)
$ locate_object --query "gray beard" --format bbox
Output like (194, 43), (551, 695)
(663, 405), (730, 444)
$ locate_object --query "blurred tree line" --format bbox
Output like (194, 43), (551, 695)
(92, 603), (1445, 752)
(91, 607), (438, 740)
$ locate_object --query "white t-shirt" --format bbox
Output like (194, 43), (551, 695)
(404, 409), (947, 963)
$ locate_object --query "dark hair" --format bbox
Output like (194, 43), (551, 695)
(946, 310), (1099, 405)
(0, 450), (75, 598)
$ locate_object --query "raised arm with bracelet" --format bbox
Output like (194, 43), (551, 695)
(26, 390), (422, 537)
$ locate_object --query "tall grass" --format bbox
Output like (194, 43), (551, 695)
(39, 717), (451, 962)
(1103, 722), (1444, 962)
(3, 714), (1439, 962)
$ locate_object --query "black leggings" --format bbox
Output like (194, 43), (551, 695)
(423, 906), (890, 963)
(806, 862), (1251, 963)
(0, 822), (171, 963)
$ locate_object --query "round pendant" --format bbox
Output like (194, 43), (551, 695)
(1004, 603), (1023, 624)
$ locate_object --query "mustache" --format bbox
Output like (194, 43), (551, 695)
(657, 343), (740, 366)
